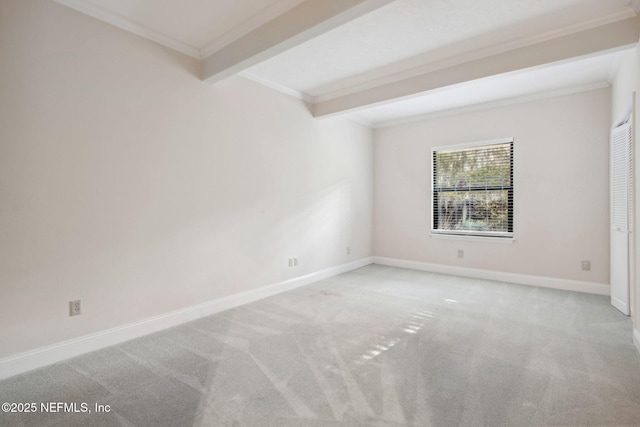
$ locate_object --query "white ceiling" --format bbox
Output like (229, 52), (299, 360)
(245, 0), (630, 97)
(55, 0), (640, 127)
(54, 0), (307, 57)
(345, 50), (625, 127)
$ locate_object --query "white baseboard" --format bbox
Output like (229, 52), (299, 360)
(372, 257), (610, 295)
(634, 329), (640, 355)
(0, 257), (373, 380)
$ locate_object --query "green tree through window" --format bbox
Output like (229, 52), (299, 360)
(432, 139), (513, 237)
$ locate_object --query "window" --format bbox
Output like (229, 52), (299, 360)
(432, 138), (513, 238)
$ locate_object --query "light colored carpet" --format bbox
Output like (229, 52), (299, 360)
(2, 264), (640, 426)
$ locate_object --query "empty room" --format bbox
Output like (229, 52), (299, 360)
(1, 0), (640, 425)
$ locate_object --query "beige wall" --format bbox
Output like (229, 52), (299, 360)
(373, 88), (611, 285)
(0, 0), (373, 358)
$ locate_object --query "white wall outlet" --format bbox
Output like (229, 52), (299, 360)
(288, 258), (299, 267)
(294, 258), (298, 266)
(69, 299), (81, 316)
(457, 249), (464, 259)
(346, 246), (351, 255)
(582, 260), (591, 271)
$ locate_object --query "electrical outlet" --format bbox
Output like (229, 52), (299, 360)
(294, 258), (298, 266)
(582, 260), (591, 271)
(346, 246), (351, 255)
(69, 299), (81, 316)
(457, 249), (464, 259)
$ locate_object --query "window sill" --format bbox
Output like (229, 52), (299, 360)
(429, 233), (515, 244)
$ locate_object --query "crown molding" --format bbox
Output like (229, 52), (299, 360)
(53, 0), (202, 58)
(343, 114), (374, 128)
(313, 7), (638, 104)
(202, 0), (396, 84)
(54, 0), (307, 60)
(371, 81), (610, 128)
(315, 15), (639, 117)
(200, 0), (306, 58)
(238, 72), (375, 127)
(240, 71), (315, 103)
(607, 50), (627, 84)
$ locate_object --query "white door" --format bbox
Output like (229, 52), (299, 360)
(611, 120), (633, 315)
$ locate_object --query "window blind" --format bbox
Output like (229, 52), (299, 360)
(432, 139), (513, 237)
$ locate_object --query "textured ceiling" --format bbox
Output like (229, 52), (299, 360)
(54, 0), (305, 56)
(345, 50), (625, 126)
(55, 0), (639, 126)
(245, 0), (631, 98)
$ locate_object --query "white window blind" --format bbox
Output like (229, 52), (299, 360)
(432, 138), (513, 238)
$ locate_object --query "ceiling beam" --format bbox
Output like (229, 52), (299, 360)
(313, 16), (640, 118)
(202, 0), (396, 84)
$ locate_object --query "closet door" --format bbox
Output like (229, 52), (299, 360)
(611, 120), (633, 315)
